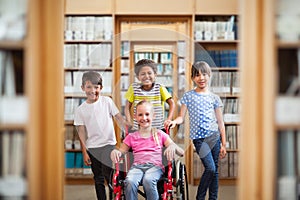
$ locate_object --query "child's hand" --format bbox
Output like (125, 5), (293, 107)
(164, 145), (176, 161)
(111, 149), (122, 163)
(165, 120), (176, 130)
(219, 145), (227, 159)
(83, 152), (91, 166)
(125, 120), (133, 128)
(164, 120), (171, 130)
(176, 146), (184, 157)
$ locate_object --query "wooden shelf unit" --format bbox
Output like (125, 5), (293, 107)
(0, 0), (64, 199)
(64, 0), (239, 187)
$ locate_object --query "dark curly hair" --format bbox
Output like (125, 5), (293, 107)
(134, 59), (157, 75)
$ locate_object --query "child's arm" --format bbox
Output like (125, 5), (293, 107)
(164, 98), (175, 129)
(76, 125), (91, 166)
(163, 137), (184, 161)
(124, 100), (133, 126)
(110, 143), (130, 163)
(215, 107), (227, 158)
(166, 104), (187, 129)
(114, 113), (132, 129)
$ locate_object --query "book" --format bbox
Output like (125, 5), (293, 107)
(65, 152), (75, 174)
(65, 126), (74, 150)
(74, 152), (83, 174)
(219, 153), (229, 178)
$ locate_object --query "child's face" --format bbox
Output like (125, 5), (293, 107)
(81, 80), (102, 103)
(192, 70), (210, 90)
(135, 104), (154, 129)
(137, 66), (156, 88)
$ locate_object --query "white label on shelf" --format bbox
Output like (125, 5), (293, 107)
(232, 87), (241, 94)
(65, 140), (73, 150)
(83, 168), (92, 175)
(74, 140), (81, 150)
(0, 176), (27, 196)
(278, 176), (297, 200)
(212, 87), (230, 94)
(224, 114), (240, 123)
(276, 96), (300, 124)
(0, 96), (28, 124)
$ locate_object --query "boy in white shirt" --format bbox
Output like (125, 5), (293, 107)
(74, 71), (128, 200)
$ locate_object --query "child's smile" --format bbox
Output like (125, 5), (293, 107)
(137, 66), (156, 88)
(81, 80), (101, 103)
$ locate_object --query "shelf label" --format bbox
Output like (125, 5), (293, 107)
(276, 96), (300, 124)
(0, 96), (28, 124)
(224, 114), (240, 123)
(0, 176), (27, 196)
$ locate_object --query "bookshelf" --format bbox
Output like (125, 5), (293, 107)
(63, 14), (114, 184)
(1, 0), (64, 199)
(275, 1), (300, 199)
(63, 0), (239, 188)
(114, 16), (192, 165)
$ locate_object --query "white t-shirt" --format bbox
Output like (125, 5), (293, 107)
(74, 96), (119, 148)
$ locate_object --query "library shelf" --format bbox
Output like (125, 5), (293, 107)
(193, 177), (237, 186)
(64, 67), (113, 71)
(65, 175), (94, 185)
(192, 13), (240, 186)
(0, 40), (26, 50)
(0, 124), (27, 131)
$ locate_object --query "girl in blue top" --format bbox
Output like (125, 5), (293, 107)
(167, 61), (227, 200)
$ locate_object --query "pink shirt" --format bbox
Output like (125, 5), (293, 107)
(123, 130), (169, 169)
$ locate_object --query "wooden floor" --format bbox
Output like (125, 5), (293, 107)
(64, 184), (237, 200)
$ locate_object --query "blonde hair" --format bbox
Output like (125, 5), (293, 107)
(136, 100), (160, 147)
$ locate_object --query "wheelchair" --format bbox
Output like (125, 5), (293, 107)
(109, 156), (188, 200)
(108, 127), (189, 200)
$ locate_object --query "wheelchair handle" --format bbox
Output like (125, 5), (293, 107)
(113, 162), (121, 200)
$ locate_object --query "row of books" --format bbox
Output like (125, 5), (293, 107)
(64, 44), (112, 68)
(0, 131), (27, 197)
(277, 130), (300, 199)
(64, 98), (85, 121)
(194, 16), (237, 41)
(121, 41), (186, 58)
(134, 52), (173, 64)
(276, 0), (300, 42)
(193, 152), (239, 179)
(0, 50), (28, 124)
(65, 152), (92, 175)
(0, 50), (25, 95)
(64, 71), (113, 94)
(222, 98), (240, 123)
(64, 16), (113, 41)
(225, 125), (240, 150)
(65, 126), (81, 150)
(0, 0), (27, 41)
(210, 71), (240, 95)
(195, 49), (238, 68)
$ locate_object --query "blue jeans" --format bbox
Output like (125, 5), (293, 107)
(193, 133), (220, 200)
(125, 163), (163, 200)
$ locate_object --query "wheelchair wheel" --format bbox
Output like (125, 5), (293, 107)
(176, 161), (189, 200)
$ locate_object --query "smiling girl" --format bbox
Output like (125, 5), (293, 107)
(166, 61), (227, 200)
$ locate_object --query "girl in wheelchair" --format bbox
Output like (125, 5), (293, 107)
(110, 100), (184, 200)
